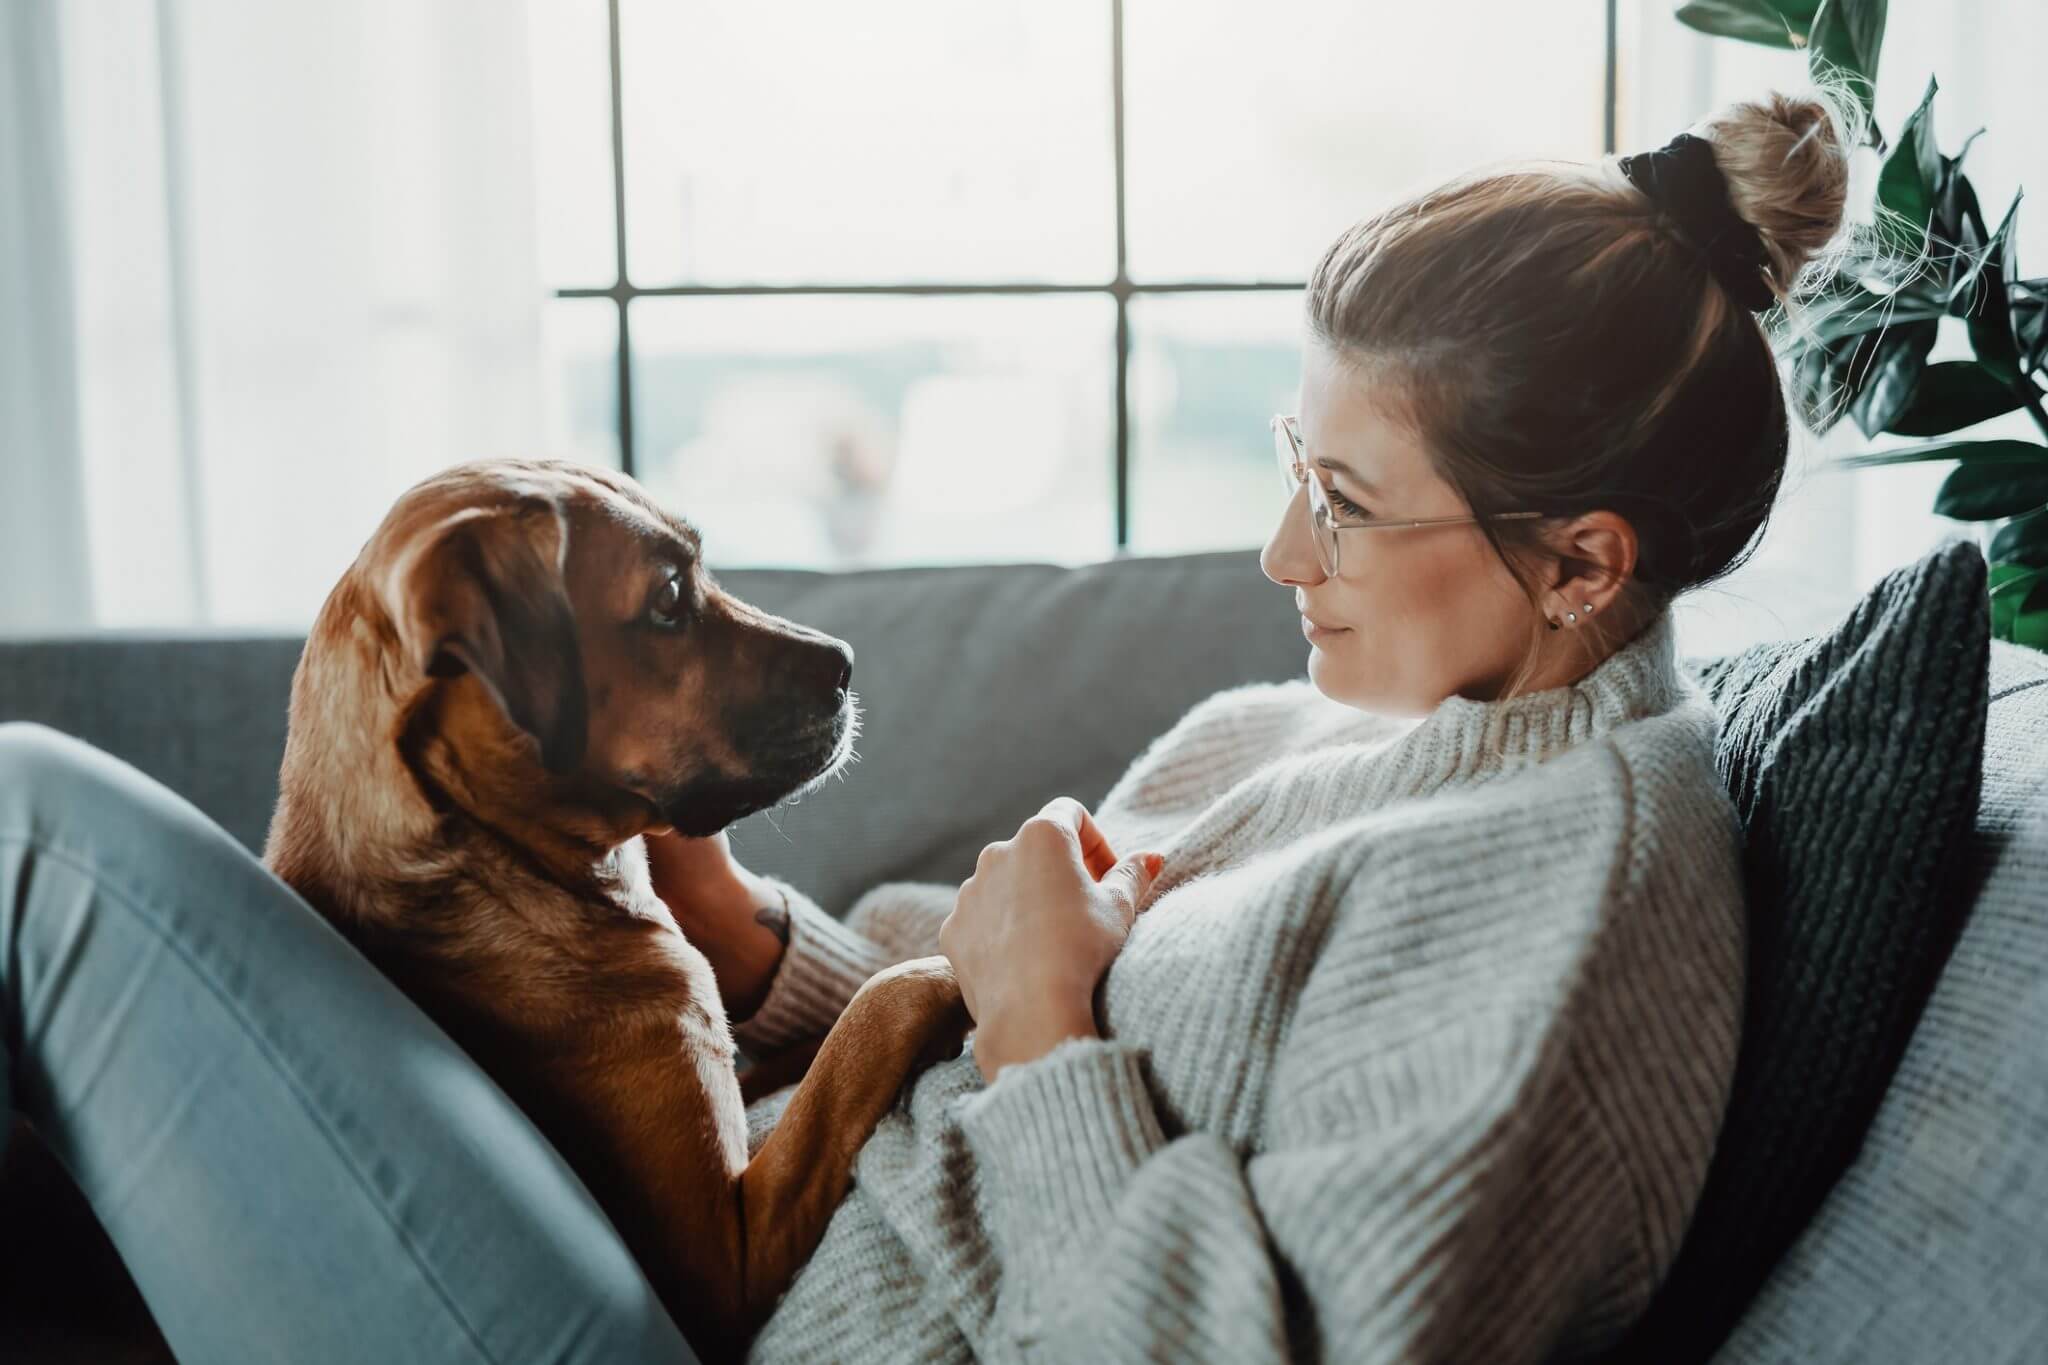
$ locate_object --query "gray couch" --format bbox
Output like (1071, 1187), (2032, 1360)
(3, 547), (2045, 1362)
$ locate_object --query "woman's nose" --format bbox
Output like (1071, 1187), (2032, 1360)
(1261, 484), (1327, 588)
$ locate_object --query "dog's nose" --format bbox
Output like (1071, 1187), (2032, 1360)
(805, 640), (854, 699)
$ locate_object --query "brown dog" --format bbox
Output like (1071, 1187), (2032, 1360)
(262, 457), (969, 1362)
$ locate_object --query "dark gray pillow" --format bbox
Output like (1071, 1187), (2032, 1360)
(1602, 535), (1991, 1364)
(1713, 645), (2048, 1362)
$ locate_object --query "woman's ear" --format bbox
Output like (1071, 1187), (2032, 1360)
(387, 497), (589, 775)
(1548, 511), (1638, 602)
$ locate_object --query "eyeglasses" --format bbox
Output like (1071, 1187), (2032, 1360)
(1271, 414), (1546, 576)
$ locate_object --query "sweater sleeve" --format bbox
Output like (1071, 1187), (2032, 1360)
(956, 1006), (1627, 1363)
(728, 875), (956, 1056)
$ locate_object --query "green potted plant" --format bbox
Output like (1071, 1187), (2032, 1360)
(1676, 0), (2048, 648)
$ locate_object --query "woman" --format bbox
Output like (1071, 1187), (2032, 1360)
(0, 86), (1855, 1363)
(655, 85), (1861, 1363)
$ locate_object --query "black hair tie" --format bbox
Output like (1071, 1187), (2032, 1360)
(1618, 132), (1776, 313)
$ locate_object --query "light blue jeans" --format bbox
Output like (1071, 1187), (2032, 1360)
(0, 722), (700, 1364)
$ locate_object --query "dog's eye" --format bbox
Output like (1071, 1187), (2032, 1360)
(648, 568), (686, 630)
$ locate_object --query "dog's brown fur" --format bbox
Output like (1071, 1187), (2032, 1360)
(262, 458), (968, 1362)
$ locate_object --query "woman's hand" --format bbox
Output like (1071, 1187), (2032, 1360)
(940, 797), (1164, 1084)
(644, 828), (789, 1019)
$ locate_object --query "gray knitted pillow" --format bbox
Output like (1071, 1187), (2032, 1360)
(1713, 649), (2048, 1363)
(1602, 536), (1991, 1365)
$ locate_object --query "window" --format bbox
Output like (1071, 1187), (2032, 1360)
(532, 0), (1613, 569)
(34, 0), (1998, 641)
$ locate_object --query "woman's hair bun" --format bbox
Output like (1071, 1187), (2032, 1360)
(1693, 78), (1864, 302)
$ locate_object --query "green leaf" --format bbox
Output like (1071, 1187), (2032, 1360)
(1792, 309), (1938, 435)
(1937, 151), (1990, 264)
(2016, 279), (2048, 375)
(1990, 507), (2048, 563)
(1989, 562), (2048, 644)
(2012, 604), (2048, 650)
(1833, 437), (2048, 471)
(1875, 76), (1941, 253)
(1950, 187), (2020, 305)
(1675, 0), (1820, 46)
(1806, 0), (1888, 124)
(1934, 459), (2048, 520)
(1960, 191), (2026, 385)
(1889, 361), (2026, 436)
(1990, 562), (2048, 597)
(1850, 318), (1940, 437)
(1794, 330), (1875, 433)
(1804, 280), (1948, 347)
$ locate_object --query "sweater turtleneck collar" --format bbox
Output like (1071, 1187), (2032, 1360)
(1364, 606), (1687, 790)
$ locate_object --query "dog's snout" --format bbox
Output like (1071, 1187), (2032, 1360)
(805, 640), (854, 698)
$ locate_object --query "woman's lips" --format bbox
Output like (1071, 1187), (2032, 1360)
(1301, 614), (1350, 643)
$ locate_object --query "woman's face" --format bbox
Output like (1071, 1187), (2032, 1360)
(1260, 340), (1554, 715)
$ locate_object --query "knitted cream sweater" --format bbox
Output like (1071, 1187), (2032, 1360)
(730, 606), (1745, 1364)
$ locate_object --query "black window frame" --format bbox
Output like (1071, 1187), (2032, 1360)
(555, 0), (1621, 551)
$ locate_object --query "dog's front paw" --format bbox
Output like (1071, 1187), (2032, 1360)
(909, 985), (973, 1075)
(853, 955), (970, 1072)
(856, 952), (960, 1004)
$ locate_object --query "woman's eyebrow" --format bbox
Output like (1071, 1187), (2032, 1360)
(1313, 455), (1384, 499)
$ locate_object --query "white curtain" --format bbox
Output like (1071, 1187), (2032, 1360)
(2, 0), (548, 633)
(1, 0), (94, 632)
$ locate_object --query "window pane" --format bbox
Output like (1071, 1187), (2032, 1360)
(632, 295), (1115, 567)
(542, 299), (620, 469)
(1124, 0), (1609, 281)
(1128, 291), (1304, 555)
(616, 1), (1114, 285)
(526, 0), (617, 288)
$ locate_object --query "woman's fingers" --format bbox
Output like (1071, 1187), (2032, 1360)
(1076, 809), (1120, 879)
(1036, 796), (1118, 880)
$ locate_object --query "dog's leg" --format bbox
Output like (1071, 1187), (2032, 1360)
(570, 954), (968, 1363)
(734, 955), (969, 1327)
(736, 1036), (825, 1106)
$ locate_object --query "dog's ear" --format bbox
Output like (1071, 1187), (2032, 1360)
(389, 498), (589, 775)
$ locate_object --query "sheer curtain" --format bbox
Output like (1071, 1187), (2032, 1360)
(2, 0), (93, 632)
(2, 0), (548, 633)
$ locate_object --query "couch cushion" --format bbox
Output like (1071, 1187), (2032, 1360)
(1605, 536), (1993, 1363)
(1709, 636), (2048, 1363)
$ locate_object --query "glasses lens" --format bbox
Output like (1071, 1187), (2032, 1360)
(1273, 418), (1302, 496)
(1306, 479), (1339, 575)
(1275, 417), (1338, 574)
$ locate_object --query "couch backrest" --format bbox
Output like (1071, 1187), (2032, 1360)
(652, 552), (1312, 911)
(0, 632), (304, 856)
(0, 552), (1311, 913)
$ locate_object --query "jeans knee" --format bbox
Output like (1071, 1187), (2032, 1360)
(0, 722), (114, 834)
